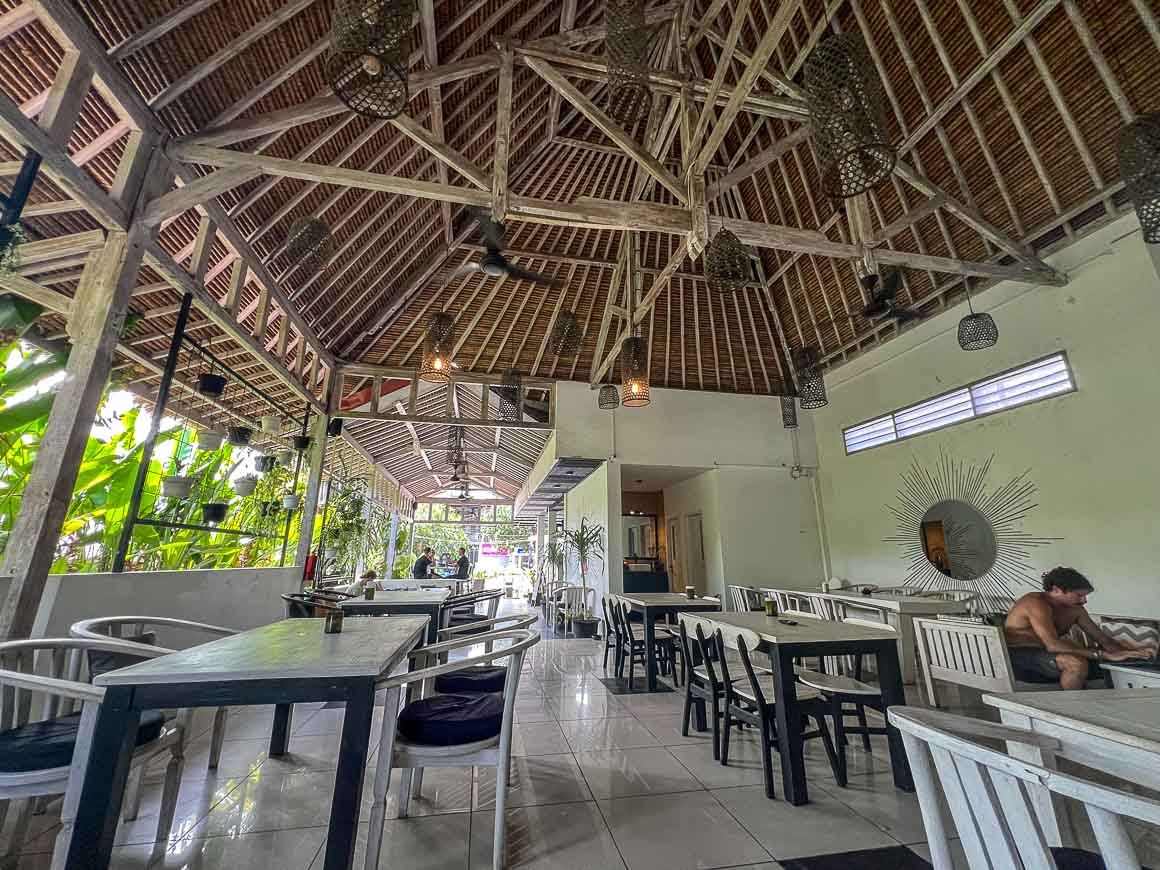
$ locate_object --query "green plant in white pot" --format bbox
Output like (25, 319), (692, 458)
(562, 518), (604, 638)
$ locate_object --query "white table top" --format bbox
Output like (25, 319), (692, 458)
(95, 616), (428, 686)
(983, 688), (1160, 753)
(708, 611), (898, 646)
(820, 590), (968, 614)
(618, 593), (720, 608)
(339, 589), (450, 608)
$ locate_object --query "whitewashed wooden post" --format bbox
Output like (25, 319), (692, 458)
(384, 512), (400, 578)
(294, 411), (330, 570)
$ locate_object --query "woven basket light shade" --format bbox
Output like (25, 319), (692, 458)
(781, 396), (798, 429)
(551, 310), (582, 357)
(1118, 113), (1160, 243)
(605, 0), (650, 126)
(328, 0), (413, 120)
(704, 229), (750, 292)
(804, 33), (895, 199)
(447, 427), (464, 471)
(793, 346), (828, 410)
(958, 312), (999, 351)
(598, 384), (620, 410)
(283, 217), (334, 278)
(420, 311), (455, 382)
(498, 368), (522, 421)
(620, 335), (650, 408)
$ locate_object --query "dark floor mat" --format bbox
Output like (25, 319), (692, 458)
(780, 845), (931, 870)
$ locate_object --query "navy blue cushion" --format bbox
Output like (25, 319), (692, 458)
(87, 632), (156, 679)
(0, 709), (167, 772)
(434, 665), (507, 694)
(1050, 847), (1154, 870)
(396, 693), (504, 746)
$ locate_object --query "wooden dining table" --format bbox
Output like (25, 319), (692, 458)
(983, 688), (1160, 845)
(339, 588), (450, 643)
(618, 592), (722, 692)
(65, 616), (428, 870)
(708, 611), (913, 805)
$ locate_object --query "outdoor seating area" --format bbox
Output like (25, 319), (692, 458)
(2, 0), (1160, 868)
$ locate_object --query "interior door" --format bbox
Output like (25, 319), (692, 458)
(667, 518), (682, 592)
(686, 514), (706, 596)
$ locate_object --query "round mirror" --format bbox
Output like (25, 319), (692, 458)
(919, 499), (997, 581)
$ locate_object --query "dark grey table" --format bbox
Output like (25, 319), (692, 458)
(67, 616), (428, 870)
(339, 588), (450, 643)
(619, 593), (722, 692)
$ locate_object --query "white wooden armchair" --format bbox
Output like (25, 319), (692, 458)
(69, 616), (237, 769)
(890, 705), (1160, 870)
(0, 638), (187, 869)
(365, 628), (540, 870)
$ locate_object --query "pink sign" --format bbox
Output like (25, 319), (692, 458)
(481, 543), (510, 556)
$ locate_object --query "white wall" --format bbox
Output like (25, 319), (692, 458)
(812, 217), (1160, 616)
(28, 567), (302, 639)
(663, 470), (723, 596)
(562, 461), (620, 619)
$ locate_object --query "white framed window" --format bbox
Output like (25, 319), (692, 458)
(843, 352), (1075, 455)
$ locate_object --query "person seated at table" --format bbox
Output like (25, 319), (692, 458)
(455, 547), (471, 580)
(1004, 567), (1157, 689)
(412, 547), (434, 579)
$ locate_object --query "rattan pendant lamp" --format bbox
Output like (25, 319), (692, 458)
(804, 32), (896, 199)
(957, 287), (999, 351)
(328, 0), (414, 120)
(551, 310), (582, 357)
(498, 368), (523, 421)
(704, 227), (751, 293)
(781, 396), (798, 429)
(793, 346), (828, 410)
(605, 0), (651, 126)
(598, 384), (620, 410)
(420, 310), (455, 382)
(1119, 112), (1160, 243)
(283, 217), (334, 279)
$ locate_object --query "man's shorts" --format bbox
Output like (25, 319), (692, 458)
(1009, 648), (1104, 684)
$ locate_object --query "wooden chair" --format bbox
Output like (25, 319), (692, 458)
(69, 616), (236, 770)
(913, 617), (1105, 707)
(763, 588), (814, 614)
(727, 585), (763, 613)
(364, 628), (540, 870)
(0, 638), (188, 868)
(676, 615), (730, 759)
(723, 627), (843, 798)
(889, 705), (1160, 870)
(611, 599), (676, 690)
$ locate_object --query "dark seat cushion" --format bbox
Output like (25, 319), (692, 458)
(396, 693), (504, 746)
(0, 709), (167, 773)
(1050, 847), (1153, 870)
(434, 665), (507, 694)
(87, 632), (156, 679)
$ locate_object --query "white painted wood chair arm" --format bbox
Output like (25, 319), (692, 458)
(437, 613), (536, 638)
(891, 707), (1062, 751)
(384, 630), (540, 690)
(0, 668), (105, 702)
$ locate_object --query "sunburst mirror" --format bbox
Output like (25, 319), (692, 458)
(884, 451), (1059, 611)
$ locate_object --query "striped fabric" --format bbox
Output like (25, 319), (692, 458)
(1099, 617), (1160, 651)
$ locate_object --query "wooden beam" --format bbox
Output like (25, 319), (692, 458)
(139, 167), (261, 227)
(0, 273), (72, 315)
(389, 112), (490, 190)
(689, 0), (752, 159)
(706, 125), (810, 200)
(109, 0), (224, 60)
(38, 49), (92, 145)
(547, 0), (578, 139)
(492, 46), (515, 221)
(335, 410), (553, 432)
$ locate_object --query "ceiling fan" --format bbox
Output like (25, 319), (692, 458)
(859, 267), (926, 323)
(451, 207), (564, 288)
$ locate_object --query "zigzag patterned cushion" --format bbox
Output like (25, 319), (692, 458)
(1099, 618), (1160, 650)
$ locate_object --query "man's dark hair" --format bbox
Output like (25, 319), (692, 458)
(1041, 566), (1093, 593)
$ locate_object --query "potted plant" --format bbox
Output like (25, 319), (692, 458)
(276, 449), (294, 467)
(197, 372), (226, 397)
(327, 418), (343, 437)
(201, 502), (228, 524)
(197, 428), (223, 450)
(254, 454), (277, 473)
(226, 425), (253, 447)
(562, 518), (604, 639)
(260, 414), (281, 434)
(234, 474), (259, 497)
(292, 434), (312, 451)
(160, 470), (194, 499)
(282, 492), (301, 510)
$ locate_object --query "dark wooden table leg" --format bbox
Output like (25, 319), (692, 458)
(643, 608), (658, 692)
(65, 687), (140, 870)
(770, 645), (808, 805)
(875, 641), (914, 792)
(323, 678), (376, 870)
(269, 703), (293, 756)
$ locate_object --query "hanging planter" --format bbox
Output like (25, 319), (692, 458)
(160, 475), (195, 499)
(260, 415), (282, 434)
(201, 502), (229, 524)
(323, 546), (339, 560)
(234, 475), (259, 497)
(292, 435), (312, 451)
(197, 373), (227, 397)
(327, 418), (344, 437)
(259, 500), (281, 517)
(226, 426), (253, 447)
(276, 449), (294, 467)
(282, 493), (302, 510)
(197, 429), (224, 450)
(255, 455), (277, 473)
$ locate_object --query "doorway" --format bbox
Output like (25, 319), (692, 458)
(686, 514), (706, 596)
(667, 518), (682, 592)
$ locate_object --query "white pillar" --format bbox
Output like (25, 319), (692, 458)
(294, 412), (330, 567)
(534, 514), (545, 576)
(385, 512), (399, 578)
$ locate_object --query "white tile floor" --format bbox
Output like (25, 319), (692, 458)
(12, 611), (947, 869)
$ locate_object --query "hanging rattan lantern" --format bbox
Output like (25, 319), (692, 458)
(551, 310), (582, 357)
(620, 335), (650, 408)
(793, 346), (828, 410)
(804, 33), (895, 199)
(781, 396), (798, 429)
(704, 229), (751, 292)
(958, 312), (999, 351)
(447, 426), (464, 471)
(498, 368), (522, 421)
(1118, 112), (1160, 243)
(420, 311), (455, 382)
(605, 0), (650, 126)
(283, 217), (334, 278)
(598, 384), (620, 410)
(328, 0), (413, 120)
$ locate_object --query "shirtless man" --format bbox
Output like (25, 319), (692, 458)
(1005, 566), (1156, 689)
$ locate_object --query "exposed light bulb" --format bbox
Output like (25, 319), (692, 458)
(432, 357), (443, 370)
(631, 382), (640, 394)
(362, 54), (382, 76)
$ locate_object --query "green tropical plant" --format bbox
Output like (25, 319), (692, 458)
(562, 518), (604, 593)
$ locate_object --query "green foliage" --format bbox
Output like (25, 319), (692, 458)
(563, 518), (605, 588)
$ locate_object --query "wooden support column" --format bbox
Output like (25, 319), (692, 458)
(0, 229), (148, 639)
(294, 408), (331, 568)
(493, 44), (515, 222)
